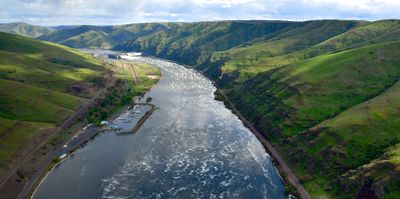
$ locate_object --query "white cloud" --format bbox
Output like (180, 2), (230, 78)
(194, 0), (256, 8)
(0, 0), (399, 25)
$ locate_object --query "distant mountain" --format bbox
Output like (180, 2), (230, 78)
(113, 20), (296, 66)
(39, 23), (177, 49)
(50, 25), (79, 30)
(114, 20), (362, 70)
(0, 22), (54, 37)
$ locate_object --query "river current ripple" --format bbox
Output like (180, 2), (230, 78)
(33, 56), (287, 199)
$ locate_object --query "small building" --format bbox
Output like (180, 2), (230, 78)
(127, 52), (142, 56)
(59, 153), (67, 159)
(100, 121), (109, 125)
(107, 54), (121, 59)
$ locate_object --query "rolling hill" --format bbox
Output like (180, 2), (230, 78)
(113, 20), (297, 66)
(0, 32), (108, 177)
(111, 20), (400, 198)
(212, 20), (400, 81)
(2, 20), (400, 198)
(38, 23), (177, 49)
(0, 22), (54, 38)
(224, 40), (400, 198)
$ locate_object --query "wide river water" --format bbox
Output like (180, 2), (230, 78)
(33, 55), (287, 199)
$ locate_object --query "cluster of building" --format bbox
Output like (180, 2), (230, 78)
(92, 51), (142, 60)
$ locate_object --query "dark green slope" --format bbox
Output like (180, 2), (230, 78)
(111, 20), (400, 198)
(114, 21), (297, 66)
(0, 22), (54, 38)
(61, 30), (116, 49)
(39, 25), (114, 48)
(211, 20), (399, 83)
(39, 25), (100, 42)
(7, 19), (400, 198)
(39, 23), (175, 49)
(110, 23), (181, 42)
(224, 41), (400, 198)
(0, 32), (107, 175)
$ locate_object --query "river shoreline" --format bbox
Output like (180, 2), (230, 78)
(27, 101), (157, 199)
(128, 55), (307, 198)
(26, 57), (161, 199)
(213, 88), (311, 199)
(153, 55), (309, 198)
(30, 55), (290, 198)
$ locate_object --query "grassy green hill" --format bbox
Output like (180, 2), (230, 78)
(4, 20), (400, 198)
(211, 20), (400, 81)
(39, 23), (175, 49)
(0, 32), (107, 176)
(210, 20), (363, 80)
(61, 30), (116, 49)
(113, 20), (296, 66)
(224, 40), (400, 198)
(297, 79), (400, 198)
(111, 20), (400, 198)
(39, 25), (114, 48)
(0, 22), (54, 38)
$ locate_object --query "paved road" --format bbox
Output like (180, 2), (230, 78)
(60, 126), (100, 155)
(217, 89), (312, 199)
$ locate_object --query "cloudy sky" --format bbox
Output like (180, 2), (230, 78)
(1, 0), (399, 26)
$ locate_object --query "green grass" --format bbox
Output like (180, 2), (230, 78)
(277, 41), (400, 135)
(3, 19), (400, 198)
(0, 118), (54, 174)
(228, 40), (400, 135)
(0, 79), (85, 123)
(212, 20), (400, 83)
(85, 61), (160, 124)
(110, 19), (400, 198)
(39, 23), (174, 49)
(337, 143), (400, 199)
(61, 30), (115, 49)
(0, 32), (107, 175)
(109, 61), (160, 92)
(216, 20), (361, 76)
(131, 62), (161, 95)
(289, 79), (400, 198)
(0, 22), (54, 38)
(114, 21), (297, 67)
(224, 40), (400, 198)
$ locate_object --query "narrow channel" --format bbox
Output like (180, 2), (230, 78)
(33, 55), (287, 199)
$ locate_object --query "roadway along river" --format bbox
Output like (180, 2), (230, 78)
(33, 56), (287, 199)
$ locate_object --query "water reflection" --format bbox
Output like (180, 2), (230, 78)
(34, 56), (287, 199)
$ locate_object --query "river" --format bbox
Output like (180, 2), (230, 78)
(33, 55), (287, 199)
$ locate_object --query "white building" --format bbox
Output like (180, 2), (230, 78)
(127, 52), (142, 56)
(100, 121), (109, 125)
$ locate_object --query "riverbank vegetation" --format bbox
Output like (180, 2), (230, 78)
(0, 32), (109, 178)
(86, 61), (160, 125)
(0, 32), (111, 198)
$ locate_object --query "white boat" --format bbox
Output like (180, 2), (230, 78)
(59, 153), (67, 159)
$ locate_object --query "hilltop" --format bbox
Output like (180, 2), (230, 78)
(0, 22), (54, 38)
(38, 23), (179, 49)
